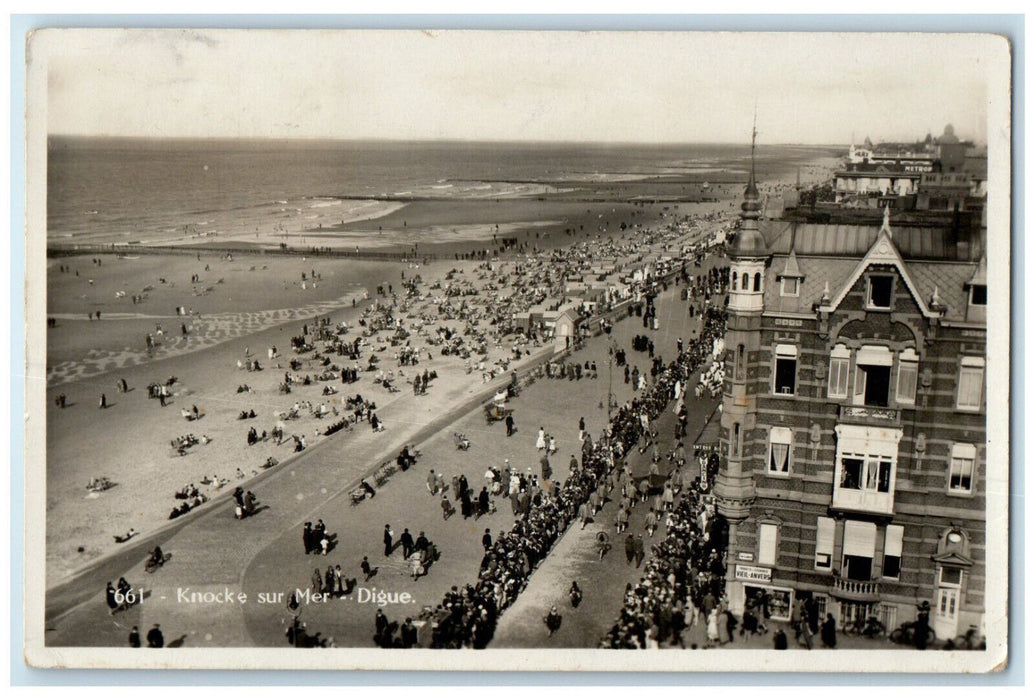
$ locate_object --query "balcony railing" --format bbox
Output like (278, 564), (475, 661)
(830, 575), (881, 602)
(839, 405), (901, 426)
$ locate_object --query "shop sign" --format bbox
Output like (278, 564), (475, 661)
(735, 565), (772, 583)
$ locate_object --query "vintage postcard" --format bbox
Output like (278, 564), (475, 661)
(22, 28), (1011, 672)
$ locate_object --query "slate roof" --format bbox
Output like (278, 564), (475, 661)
(760, 221), (983, 261)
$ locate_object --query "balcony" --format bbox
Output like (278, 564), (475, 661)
(838, 405), (901, 427)
(831, 484), (895, 515)
(829, 575), (881, 602)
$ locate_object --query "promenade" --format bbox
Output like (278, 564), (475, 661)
(44, 258), (724, 649)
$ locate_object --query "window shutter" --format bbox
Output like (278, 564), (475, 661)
(758, 523), (778, 565)
(884, 525), (904, 558)
(816, 517), (835, 568)
(843, 520), (877, 557)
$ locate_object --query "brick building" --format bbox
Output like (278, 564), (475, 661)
(714, 151), (987, 641)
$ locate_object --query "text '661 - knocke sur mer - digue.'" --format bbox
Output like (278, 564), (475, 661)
(172, 586), (414, 606)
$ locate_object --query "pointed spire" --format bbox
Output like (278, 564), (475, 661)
(746, 105), (759, 199)
(930, 285), (943, 308)
(781, 249), (802, 279)
(880, 204), (892, 237)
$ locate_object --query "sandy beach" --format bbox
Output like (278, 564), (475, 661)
(44, 155), (835, 587)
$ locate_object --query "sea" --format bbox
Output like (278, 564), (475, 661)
(47, 138), (816, 247)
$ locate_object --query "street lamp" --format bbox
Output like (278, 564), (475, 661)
(604, 321), (618, 422)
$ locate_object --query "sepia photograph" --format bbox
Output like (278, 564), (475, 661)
(21, 27), (1011, 672)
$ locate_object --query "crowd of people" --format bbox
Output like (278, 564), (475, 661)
(370, 283), (730, 648)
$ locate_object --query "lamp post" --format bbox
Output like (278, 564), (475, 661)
(604, 320), (618, 422)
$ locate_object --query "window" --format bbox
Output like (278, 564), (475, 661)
(896, 349), (919, 404)
(939, 566), (963, 587)
(868, 275), (894, 309)
(730, 423), (741, 459)
(758, 523), (778, 566)
(735, 344), (745, 381)
(957, 357), (984, 410)
(970, 284), (987, 306)
(768, 427), (793, 474)
(742, 272), (749, 290)
(828, 345), (851, 398)
(815, 517), (835, 570)
(781, 277), (800, 297)
(731, 270), (738, 290)
(839, 453), (892, 493)
(754, 272), (762, 292)
(842, 520), (876, 581)
(882, 525), (904, 579)
(949, 443), (976, 494)
(773, 344), (798, 395)
(854, 345), (893, 407)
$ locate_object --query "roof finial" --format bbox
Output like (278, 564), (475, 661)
(750, 103), (758, 186)
(881, 204), (892, 235)
(821, 281), (831, 304)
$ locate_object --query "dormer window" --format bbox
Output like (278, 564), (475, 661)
(867, 275), (894, 310)
(780, 277), (800, 297)
(970, 284), (987, 306)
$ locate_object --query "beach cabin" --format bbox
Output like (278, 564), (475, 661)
(543, 304), (582, 353)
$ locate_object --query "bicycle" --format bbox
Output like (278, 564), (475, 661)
(889, 621), (936, 647)
(842, 616), (886, 639)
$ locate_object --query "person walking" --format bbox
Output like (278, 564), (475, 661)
(361, 556), (373, 581)
(544, 606), (563, 637)
(128, 626), (141, 648)
(624, 533), (636, 565)
(400, 528), (414, 558)
(821, 613), (837, 648)
(146, 624), (165, 648)
(633, 534), (645, 568)
(383, 524), (394, 556)
(505, 414), (515, 437)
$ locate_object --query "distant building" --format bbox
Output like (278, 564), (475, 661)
(834, 125), (985, 215)
(715, 142), (987, 643)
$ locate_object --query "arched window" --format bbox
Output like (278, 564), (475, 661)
(736, 344), (746, 381)
(731, 270), (738, 290)
(742, 272), (749, 289)
(754, 272), (762, 292)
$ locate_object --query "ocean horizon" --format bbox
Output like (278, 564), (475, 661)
(48, 137), (838, 247)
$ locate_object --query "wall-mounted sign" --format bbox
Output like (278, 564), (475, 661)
(735, 565), (773, 583)
(737, 552), (754, 562)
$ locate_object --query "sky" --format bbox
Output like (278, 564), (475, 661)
(35, 29), (1004, 144)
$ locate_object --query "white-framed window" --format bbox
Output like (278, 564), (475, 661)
(938, 565), (963, 588)
(896, 348), (919, 405)
(768, 427), (793, 474)
(815, 516), (835, 570)
(773, 344), (798, 396)
(867, 275), (894, 310)
(828, 344), (851, 398)
(780, 277), (800, 297)
(731, 269), (738, 290)
(853, 345), (893, 407)
(948, 443), (976, 494)
(882, 524), (904, 579)
(956, 357), (985, 410)
(839, 452), (893, 493)
(758, 523), (778, 566)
